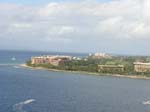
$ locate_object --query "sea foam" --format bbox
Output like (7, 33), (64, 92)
(13, 66), (20, 68)
(142, 101), (150, 105)
(13, 99), (35, 112)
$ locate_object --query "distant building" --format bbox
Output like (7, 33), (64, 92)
(98, 65), (124, 73)
(31, 57), (45, 65)
(134, 62), (150, 72)
(89, 53), (111, 59)
(31, 55), (72, 66)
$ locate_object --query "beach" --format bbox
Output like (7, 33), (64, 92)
(20, 64), (150, 80)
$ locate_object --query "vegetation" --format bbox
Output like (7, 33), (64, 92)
(26, 56), (150, 76)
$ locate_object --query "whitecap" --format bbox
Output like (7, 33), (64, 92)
(13, 99), (35, 112)
(13, 66), (20, 68)
(142, 101), (150, 105)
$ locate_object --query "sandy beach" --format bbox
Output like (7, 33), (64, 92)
(20, 64), (150, 80)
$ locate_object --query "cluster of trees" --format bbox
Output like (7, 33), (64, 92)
(26, 60), (98, 72)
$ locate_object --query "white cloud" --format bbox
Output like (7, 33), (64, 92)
(12, 23), (32, 28)
(143, 0), (150, 19)
(58, 26), (75, 34)
(1, 0), (150, 53)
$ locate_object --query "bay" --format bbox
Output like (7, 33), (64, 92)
(0, 50), (150, 112)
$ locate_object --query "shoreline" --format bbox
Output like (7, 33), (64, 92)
(20, 64), (150, 80)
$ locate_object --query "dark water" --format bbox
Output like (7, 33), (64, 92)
(0, 50), (88, 64)
(0, 51), (150, 112)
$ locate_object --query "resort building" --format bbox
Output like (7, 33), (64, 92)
(31, 55), (72, 66)
(98, 65), (124, 73)
(89, 53), (111, 59)
(134, 62), (150, 72)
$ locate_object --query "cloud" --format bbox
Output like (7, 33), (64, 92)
(0, 0), (150, 54)
(47, 26), (75, 35)
(11, 23), (32, 29)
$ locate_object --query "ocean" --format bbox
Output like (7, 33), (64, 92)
(0, 50), (150, 112)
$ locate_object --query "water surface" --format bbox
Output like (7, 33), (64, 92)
(0, 51), (150, 112)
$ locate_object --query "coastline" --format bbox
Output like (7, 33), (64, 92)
(20, 64), (150, 80)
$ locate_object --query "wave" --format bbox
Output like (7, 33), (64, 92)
(142, 101), (150, 105)
(0, 64), (18, 66)
(13, 66), (20, 68)
(13, 99), (35, 112)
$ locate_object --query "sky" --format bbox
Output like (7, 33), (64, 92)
(0, 0), (150, 55)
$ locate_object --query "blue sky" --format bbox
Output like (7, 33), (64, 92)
(0, 0), (150, 55)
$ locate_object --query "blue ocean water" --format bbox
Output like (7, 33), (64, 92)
(0, 50), (150, 112)
(0, 50), (88, 64)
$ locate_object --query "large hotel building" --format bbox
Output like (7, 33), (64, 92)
(31, 55), (72, 66)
